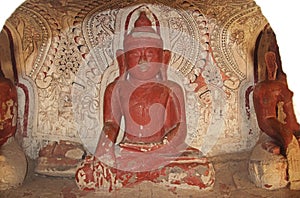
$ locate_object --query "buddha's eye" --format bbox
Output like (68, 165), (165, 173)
(145, 48), (160, 58)
(128, 50), (141, 58)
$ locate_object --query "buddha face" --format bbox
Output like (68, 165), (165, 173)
(265, 52), (278, 81)
(124, 37), (164, 81)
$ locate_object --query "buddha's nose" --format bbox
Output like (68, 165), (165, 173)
(138, 51), (147, 64)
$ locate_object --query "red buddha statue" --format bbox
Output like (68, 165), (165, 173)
(0, 64), (27, 190)
(0, 66), (17, 146)
(75, 9), (214, 192)
(94, 10), (189, 171)
(253, 52), (300, 152)
(253, 51), (300, 189)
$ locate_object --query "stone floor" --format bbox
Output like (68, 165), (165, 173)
(1, 152), (300, 198)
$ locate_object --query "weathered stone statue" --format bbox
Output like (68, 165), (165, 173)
(0, 65), (27, 190)
(252, 51), (300, 190)
(75, 9), (214, 192)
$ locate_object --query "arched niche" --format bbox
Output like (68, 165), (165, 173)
(1, 0), (272, 158)
(254, 24), (284, 83)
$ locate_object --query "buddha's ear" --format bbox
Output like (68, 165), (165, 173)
(161, 50), (171, 80)
(116, 49), (126, 79)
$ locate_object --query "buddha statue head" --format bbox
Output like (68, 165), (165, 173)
(116, 9), (170, 82)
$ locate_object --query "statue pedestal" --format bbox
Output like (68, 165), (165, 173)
(35, 141), (85, 177)
(0, 137), (27, 190)
(248, 141), (288, 190)
(286, 136), (300, 190)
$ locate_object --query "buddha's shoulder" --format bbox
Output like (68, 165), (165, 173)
(254, 80), (286, 90)
(164, 80), (184, 92)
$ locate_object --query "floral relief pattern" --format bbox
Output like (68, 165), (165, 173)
(54, 32), (82, 78)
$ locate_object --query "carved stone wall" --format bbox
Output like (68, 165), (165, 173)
(3, 0), (268, 158)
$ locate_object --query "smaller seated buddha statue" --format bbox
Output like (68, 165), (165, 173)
(252, 51), (300, 190)
(0, 65), (27, 190)
(75, 9), (214, 192)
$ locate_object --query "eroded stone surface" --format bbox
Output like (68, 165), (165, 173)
(286, 136), (300, 190)
(35, 140), (85, 177)
(248, 140), (288, 190)
(0, 137), (27, 191)
(4, 152), (300, 197)
(75, 155), (215, 192)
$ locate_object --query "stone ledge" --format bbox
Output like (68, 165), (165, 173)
(248, 142), (288, 190)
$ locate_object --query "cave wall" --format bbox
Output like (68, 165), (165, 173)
(0, 0), (269, 158)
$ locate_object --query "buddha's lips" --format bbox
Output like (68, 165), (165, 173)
(138, 64), (149, 72)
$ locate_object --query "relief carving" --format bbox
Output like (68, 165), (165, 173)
(8, 6), (51, 78)
(4, 0), (268, 158)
